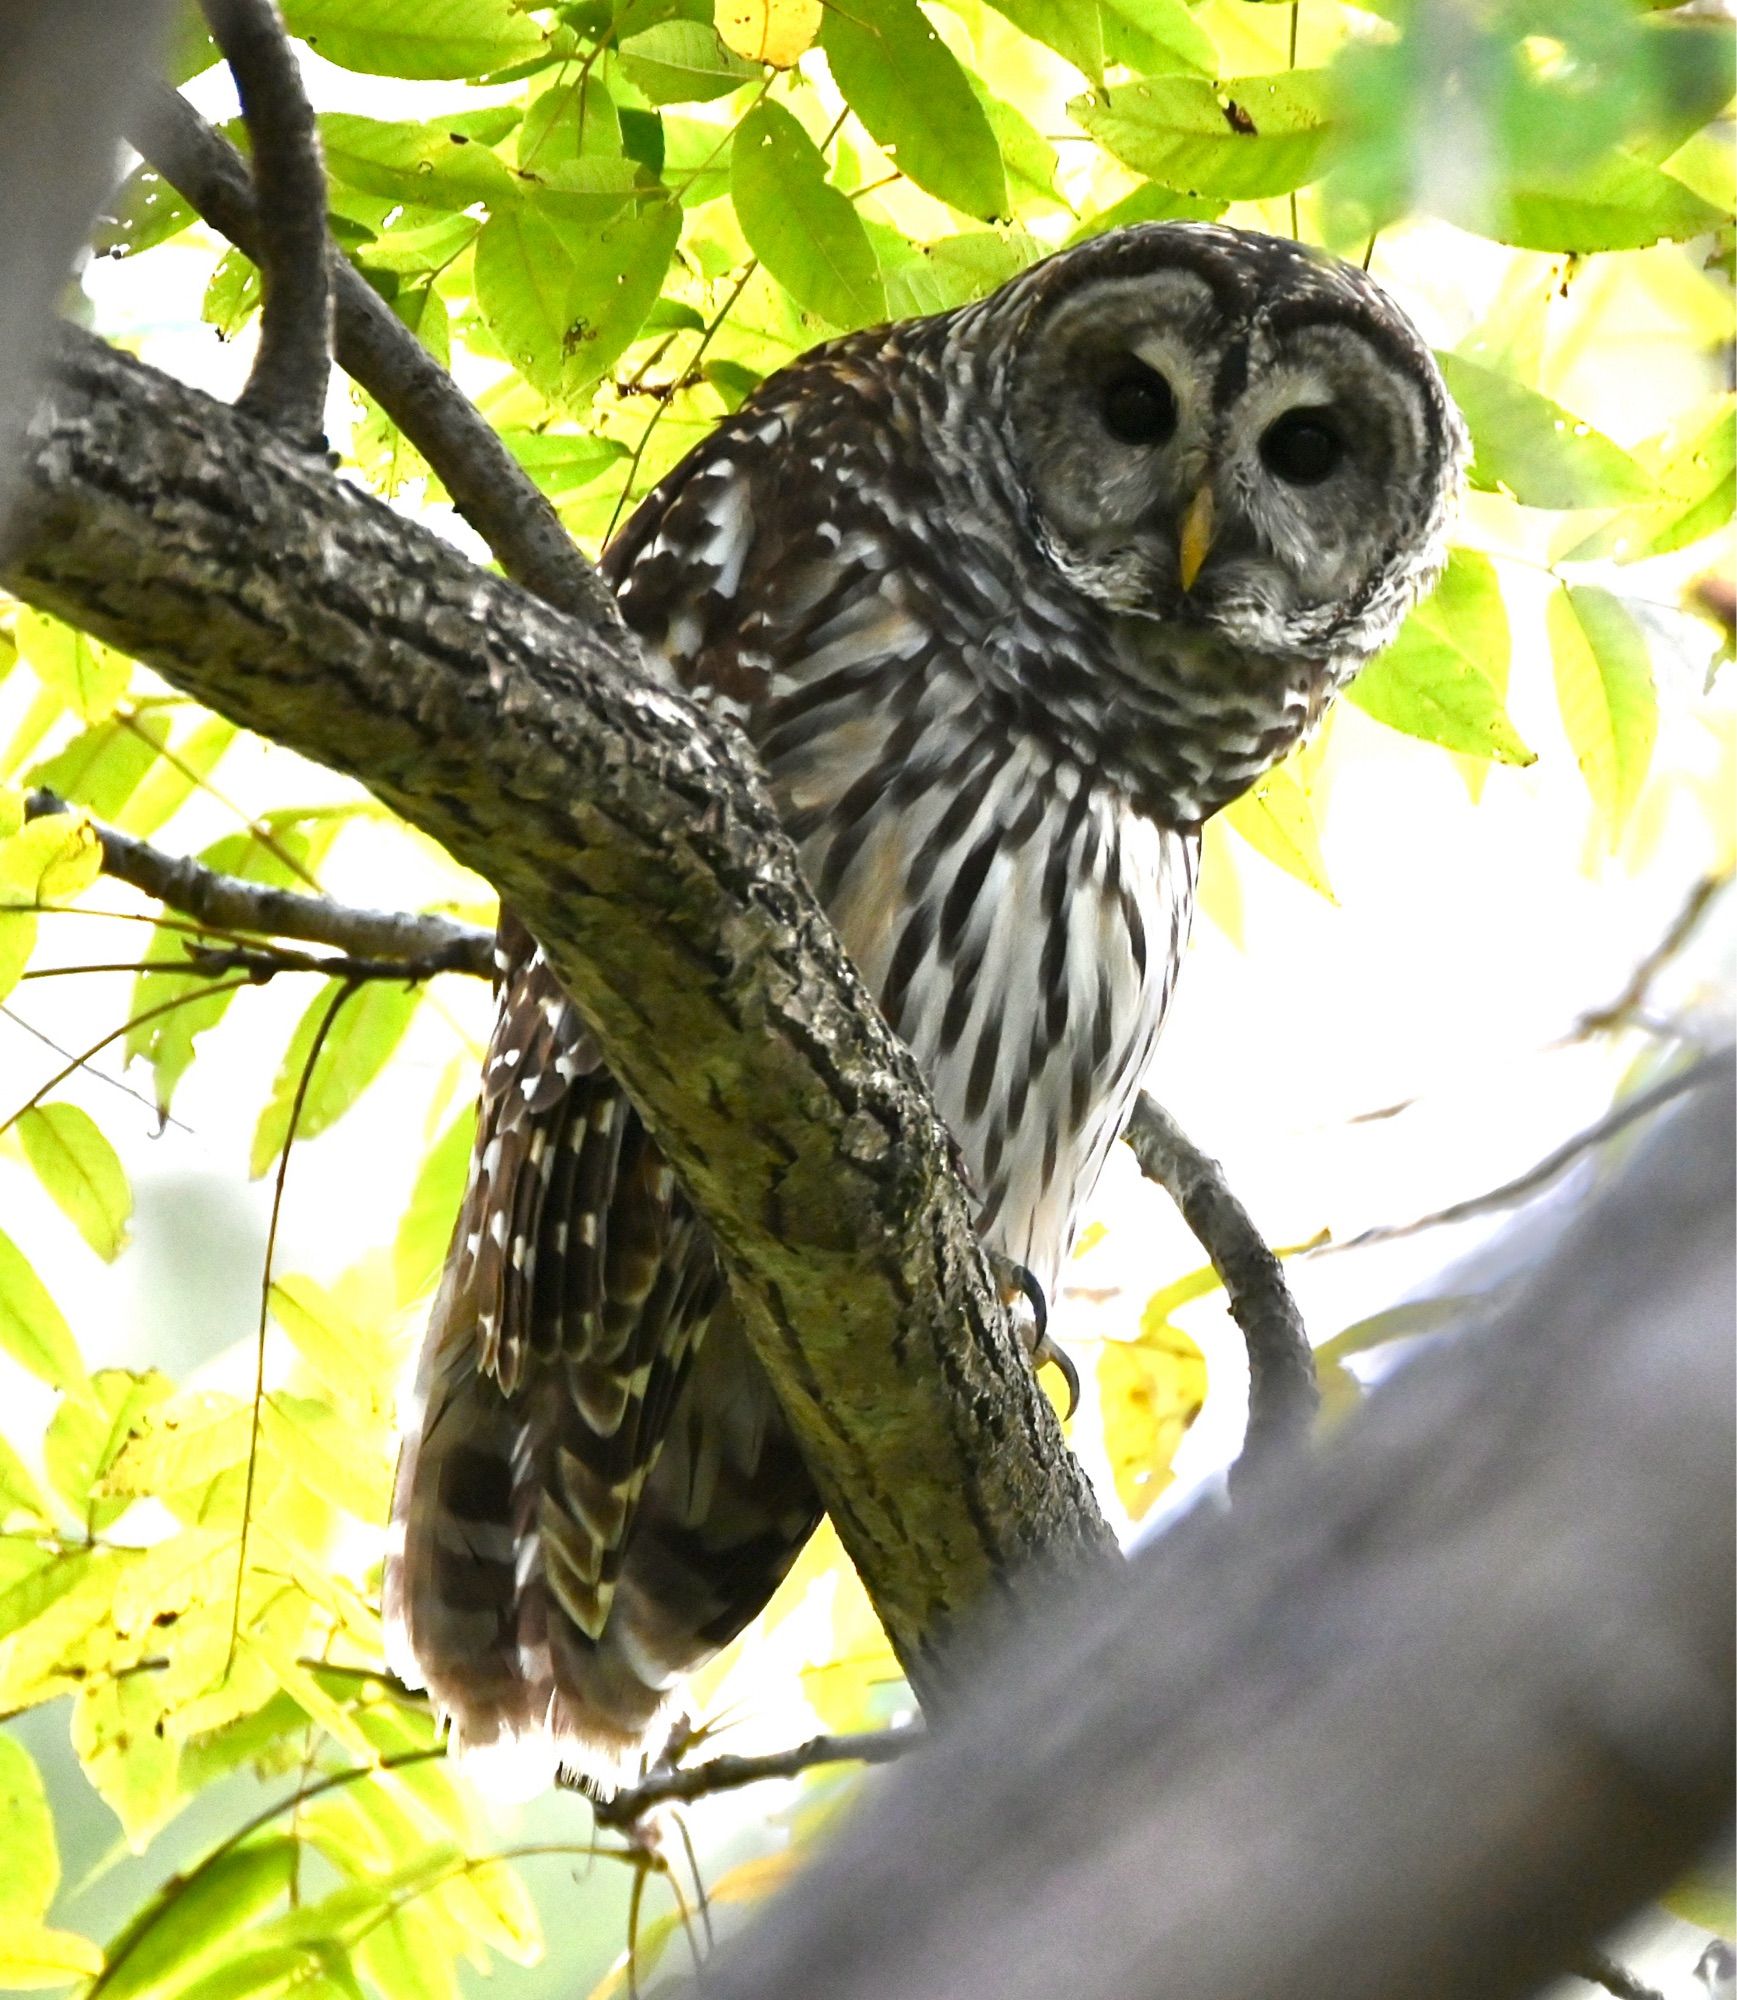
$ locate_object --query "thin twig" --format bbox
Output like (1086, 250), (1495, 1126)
(1122, 1095), (1318, 1477)
(228, 976), (358, 1673)
(590, 1725), (925, 1828)
(124, 82), (620, 628)
(0, 1000), (193, 1129)
(1571, 868), (1730, 1039)
(1315, 1061), (1713, 1257)
(25, 789), (494, 976)
(200, 0), (332, 442)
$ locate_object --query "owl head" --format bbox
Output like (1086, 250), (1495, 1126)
(975, 224), (1467, 673)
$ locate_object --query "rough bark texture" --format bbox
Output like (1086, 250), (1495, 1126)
(695, 1055), (1736, 2000)
(3, 330), (1114, 1701)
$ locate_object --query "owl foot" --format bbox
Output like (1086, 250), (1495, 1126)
(991, 1255), (1079, 1419)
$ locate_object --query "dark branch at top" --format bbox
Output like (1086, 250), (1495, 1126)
(1124, 1093), (1318, 1477)
(126, 83), (619, 629)
(200, 0), (332, 443)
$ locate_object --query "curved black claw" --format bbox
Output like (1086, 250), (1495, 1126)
(989, 1254), (1077, 1419)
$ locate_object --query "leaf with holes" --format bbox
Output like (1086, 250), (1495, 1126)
(732, 102), (886, 329)
(1071, 73), (1331, 200)
(44, 1369), (173, 1530)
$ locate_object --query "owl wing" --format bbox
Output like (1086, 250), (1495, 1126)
(385, 371), (884, 1785)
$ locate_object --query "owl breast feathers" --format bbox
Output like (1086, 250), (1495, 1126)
(384, 221), (1467, 1792)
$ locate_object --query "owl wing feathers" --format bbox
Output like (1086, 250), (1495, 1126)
(387, 411), (842, 1787)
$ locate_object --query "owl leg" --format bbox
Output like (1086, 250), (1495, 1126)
(990, 1253), (1079, 1418)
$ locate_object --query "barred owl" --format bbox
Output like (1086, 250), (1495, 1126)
(385, 223), (1466, 1791)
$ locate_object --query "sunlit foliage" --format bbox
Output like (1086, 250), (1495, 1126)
(0, 0), (1731, 1993)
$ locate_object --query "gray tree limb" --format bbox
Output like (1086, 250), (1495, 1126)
(696, 1052), (1735, 2000)
(4, 328), (1115, 1702)
(1123, 1093), (1317, 1475)
(199, 0), (333, 442)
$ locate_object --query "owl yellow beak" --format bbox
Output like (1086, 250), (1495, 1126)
(1178, 485), (1216, 593)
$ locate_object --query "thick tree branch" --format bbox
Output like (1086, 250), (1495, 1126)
(200, 0), (332, 442)
(5, 329), (1114, 1700)
(25, 786), (495, 976)
(1124, 1093), (1318, 1474)
(699, 1053), (1736, 2000)
(126, 83), (618, 627)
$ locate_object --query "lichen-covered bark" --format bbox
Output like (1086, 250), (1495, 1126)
(3, 331), (1114, 1698)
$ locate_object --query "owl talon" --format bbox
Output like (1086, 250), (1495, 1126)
(990, 1257), (1076, 1417)
(1037, 1335), (1080, 1421)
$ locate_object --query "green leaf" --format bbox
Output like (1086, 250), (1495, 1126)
(499, 428), (628, 499)
(474, 184), (681, 409)
(250, 978), (421, 1178)
(1067, 178), (1226, 240)
(823, 0), (1008, 220)
(393, 1104), (475, 1303)
(204, 246), (262, 339)
(95, 1838), (300, 2000)
(44, 1369), (173, 1530)
(15, 609), (131, 722)
(1437, 353), (1655, 510)
(319, 110), (520, 208)
(93, 164), (198, 260)
(271, 1274), (396, 1420)
(984, 0), (1102, 82)
(0, 1228), (91, 1400)
(20, 1104), (134, 1260)
(1349, 550), (1533, 764)
(118, 715), (238, 838)
(0, 1547), (106, 1647)
(262, 1395), (391, 1523)
(1070, 72), (1331, 200)
(0, 1733), (58, 1927)
(0, 810), (104, 908)
(1100, 0), (1215, 77)
(29, 712), (167, 824)
(0, 1429), (52, 1530)
(281, 0), (546, 78)
(1222, 762), (1335, 900)
(1559, 397), (1736, 564)
(616, 23), (755, 105)
(732, 102), (887, 330)
(1493, 153), (1724, 253)
(1547, 583), (1658, 843)
(517, 73), (622, 165)
(969, 84), (1066, 214)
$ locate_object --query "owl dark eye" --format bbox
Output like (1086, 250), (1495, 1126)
(1260, 408), (1344, 484)
(1100, 363), (1177, 448)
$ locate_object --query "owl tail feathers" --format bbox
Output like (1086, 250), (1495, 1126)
(383, 1330), (681, 1801)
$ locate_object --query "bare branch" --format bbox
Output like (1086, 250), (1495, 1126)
(1123, 1093), (1317, 1474)
(125, 82), (619, 628)
(1318, 1059), (1711, 1256)
(7, 330), (1113, 1702)
(200, 0), (332, 442)
(591, 1726), (924, 1827)
(26, 787), (494, 976)
(1572, 1949), (1667, 2000)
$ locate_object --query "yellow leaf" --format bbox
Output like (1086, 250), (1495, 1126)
(715, 0), (822, 67)
(0, 1923), (104, 1987)
(711, 1847), (803, 1904)
(1099, 1325), (1207, 1522)
(1221, 760), (1336, 902)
